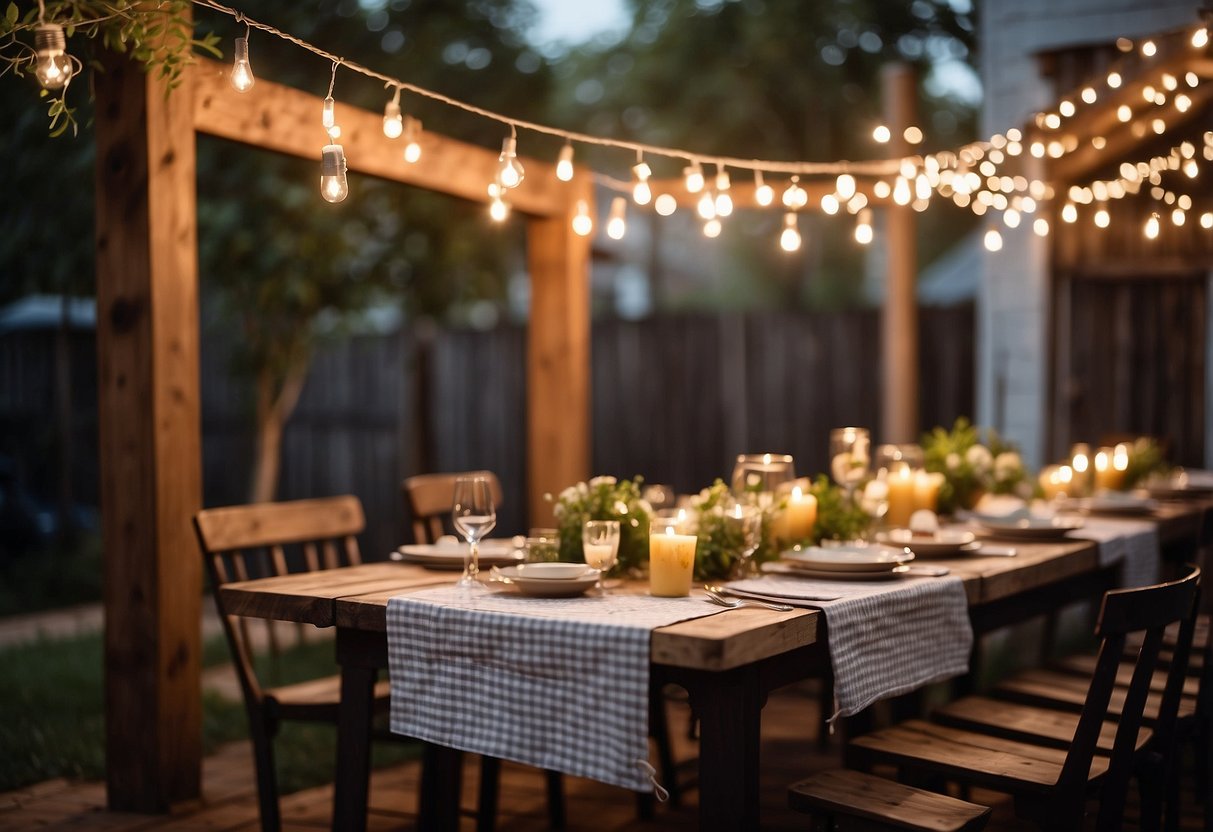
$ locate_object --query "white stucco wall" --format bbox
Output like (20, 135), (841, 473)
(978, 0), (1198, 467)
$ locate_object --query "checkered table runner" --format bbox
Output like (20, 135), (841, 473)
(1072, 517), (1160, 588)
(387, 588), (724, 792)
(727, 574), (972, 719)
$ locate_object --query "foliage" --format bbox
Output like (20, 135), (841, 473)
(547, 475), (652, 575)
(804, 474), (871, 544)
(686, 480), (777, 580)
(0, 531), (102, 616)
(1121, 437), (1166, 489)
(922, 417), (1028, 513)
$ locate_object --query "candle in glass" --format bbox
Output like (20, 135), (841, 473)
(649, 527), (697, 597)
(781, 485), (818, 541)
(885, 465), (917, 528)
(912, 471), (944, 512)
(1069, 443), (1091, 497)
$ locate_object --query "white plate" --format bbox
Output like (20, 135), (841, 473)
(1074, 495), (1159, 515)
(395, 540), (524, 570)
(876, 529), (977, 556)
(975, 516), (1085, 540)
(512, 562), (598, 581)
(768, 562), (909, 581)
(493, 565), (599, 597)
(781, 544), (913, 572)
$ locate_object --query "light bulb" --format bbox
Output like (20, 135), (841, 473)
(1059, 100), (1075, 117)
(892, 177), (912, 206)
(779, 213), (801, 252)
(1193, 27), (1209, 48)
(754, 171), (774, 206)
(703, 218), (722, 238)
(697, 191), (717, 220)
(854, 209), (873, 245)
(322, 96), (336, 130)
(1141, 40), (1157, 57)
(983, 227), (1003, 251)
(402, 117), (422, 163)
(1062, 202), (1078, 223)
(872, 124), (891, 143)
(556, 143), (574, 182)
(820, 194), (839, 215)
(1145, 213), (1160, 239)
(782, 176), (807, 209)
(632, 159), (652, 206)
(230, 36), (254, 92)
(1094, 206), (1110, 228)
(1172, 208), (1186, 226)
(1107, 71), (1122, 88)
(497, 136), (525, 189)
(606, 197), (627, 240)
(490, 192), (510, 222)
(654, 194), (678, 216)
(1003, 208), (1021, 228)
(320, 144), (348, 203)
(1201, 212), (1213, 228)
(1081, 86), (1097, 104)
(34, 24), (73, 90)
(683, 161), (704, 193)
(382, 96), (402, 138)
(572, 199), (593, 236)
(714, 169), (733, 216)
(1034, 217), (1050, 236)
(835, 173), (856, 200)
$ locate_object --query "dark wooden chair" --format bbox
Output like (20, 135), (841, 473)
(789, 769), (991, 831)
(848, 567), (1201, 832)
(403, 470), (504, 544)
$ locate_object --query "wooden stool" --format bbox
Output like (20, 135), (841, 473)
(788, 770), (991, 832)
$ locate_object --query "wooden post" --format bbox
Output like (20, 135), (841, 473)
(881, 63), (919, 443)
(94, 43), (203, 810)
(525, 181), (592, 526)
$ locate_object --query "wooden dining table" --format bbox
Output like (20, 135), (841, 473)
(215, 499), (1211, 832)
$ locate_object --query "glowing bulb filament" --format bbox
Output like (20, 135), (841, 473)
(402, 116), (423, 163)
(1145, 213), (1160, 239)
(497, 135), (525, 189)
(782, 176), (807, 209)
(606, 197), (627, 240)
(34, 24), (73, 90)
(320, 144), (349, 203)
(230, 36), (254, 92)
(571, 199), (593, 236)
(556, 143), (575, 182)
(684, 161), (705, 193)
(714, 168), (733, 216)
(632, 158), (653, 206)
(779, 212), (802, 252)
(754, 171), (774, 206)
(854, 208), (873, 245)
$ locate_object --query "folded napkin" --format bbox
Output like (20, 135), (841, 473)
(387, 588), (724, 792)
(728, 574), (972, 720)
(1071, 517), (1160, 588)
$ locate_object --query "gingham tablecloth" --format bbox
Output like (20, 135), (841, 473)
(727, 574), (972, 719)
(1071, 516), (1160, 588)
(387, 588), (725, 792)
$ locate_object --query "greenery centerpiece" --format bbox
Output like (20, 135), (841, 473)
(1121, 437), (1166, 489)
(548, 476), (652, 576)
(921, 418), (1028, 513)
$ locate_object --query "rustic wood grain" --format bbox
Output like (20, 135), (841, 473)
(788, 769), (992, 832)
(195, 495), (364, 551)
(932, 695), (1147, 753)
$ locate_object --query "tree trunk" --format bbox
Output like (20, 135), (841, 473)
(249, 359), (309, 504)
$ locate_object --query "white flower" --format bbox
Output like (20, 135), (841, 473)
(637, 499), (654, 515)
(577, 481), (589, 497)
(946, 452), (960, 471)
(553, 503), (565, 517)
(994, 451), (1022, 480)
(589, 475), (617, 488)
(614, 500), (630, 515)
(965, 444), (993, 471)
(558, 486), (578, 503)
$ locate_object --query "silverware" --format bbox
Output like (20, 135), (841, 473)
(703, 586), (793, 612)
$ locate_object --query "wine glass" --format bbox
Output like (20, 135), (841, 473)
(452, 476), (496, 589)
(730, 454), (796, 508)
(582, 520), (620, 592)
(829, 427), (871, 499)
(722, 499), (762, 579)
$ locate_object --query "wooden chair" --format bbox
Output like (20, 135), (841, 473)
(403, 469), (503, 543)
(789, 769), (991, 832)
(848, 567), (1201, 832)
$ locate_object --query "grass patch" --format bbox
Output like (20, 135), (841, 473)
(0, 532), (104, 617)
(0, 629), (418, 794)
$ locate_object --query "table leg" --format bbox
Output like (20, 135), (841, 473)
(683, 666), (762, 832)
(333, 629), (378, 832)
(419, 743), (464, 832)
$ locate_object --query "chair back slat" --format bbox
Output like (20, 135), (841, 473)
(323, 540), (339, 570)
(194, 495), (364, 551)
(345, 536), (362, 566)
(403, 470), (503, 544)
(303, 541), (320, 573)
(269, 544), (287, 576)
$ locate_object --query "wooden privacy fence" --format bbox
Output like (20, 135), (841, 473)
(200, 304), (974, 557)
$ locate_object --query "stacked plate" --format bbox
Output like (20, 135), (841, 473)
(493, 562), (600, 597)
(1071, 493), (1159, 515)
(875, 528), (979, 558)
(973, 514), (1084, 540)
(394, 539), (525, 570)
(779, 543), (913, 580)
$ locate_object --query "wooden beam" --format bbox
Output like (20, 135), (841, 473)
(191, 57), (566, 218)
(526, 178), (593, 526)
(94, 49), (203, 810)
(881, 63), (919, 443)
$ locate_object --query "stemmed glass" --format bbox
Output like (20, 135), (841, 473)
(829, 427), (871, 500)
(722, 499), (762, 579)
(452, 476), (496, 589)
(582, 520), (620, 593)
(731, 454), (796, 508)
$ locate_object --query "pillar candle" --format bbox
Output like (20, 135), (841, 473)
(885, 466), (916, 528)
(912, 472), (944, 512)
(781, 486), (818, 541)
(649, 530), (697, 597)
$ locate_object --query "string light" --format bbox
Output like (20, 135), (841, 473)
(1062, 202), (1078, 223)
(1172, 207), (1186, 226)
(683, 161), (705, 194)
(703, 218), (722, 238)
(1192, 27), (1209, 48)
(382, 85), (402, 138)
(571, 199), (593, 236)
(1094, 204), (1110, 227)
(1034, 217), (1050, 236)
(489, 184), (510, 222)
(497, 128), (525, 189)
(1108, 71), (1123, 88)
(854, 208), (873, 245)
(1003, 207), (1021, 228)
(835, 173), (856, 200)
(903, 126), (923, 144)
(1141, 39), (1157, 57)
(754, 171), (774, 207)
(872, 125), (891, 143)
(714, 168), (733, 217)
(1144, 212), (1160, 239)
(697, 189), (717, 220)
(320, 144), (348, 203)
(230, 33), (254, 92)
(779, 213), (801, 252)
(892, 177), (912, 206)
(555, 142), (574, 182)
(654, 193), (677, 216)
(606, 197), (627, 240)
(1201, 211), (1213, 228)
(402, 116), (422, 163)
(632, 153), (652, 206)
(983, 227), (1003, 251)
(782, 176), (808, 210)
(821, 193), (840, 215)
(34, 23), (73, 90)
(322, 96), (338, 138)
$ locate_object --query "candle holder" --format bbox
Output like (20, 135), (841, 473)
(874, 444), (925, 529)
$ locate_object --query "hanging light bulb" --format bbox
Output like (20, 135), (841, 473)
(34, 23), (73, 90)
(571, 199), (593, 236)
(556, 142), (575, 182)
(892, 177), (912, 206)
(782, 175), (808, 209)
(1144, 213), (1160, 239)
(754, 171), (774, 206)
(1141, 39), (1157, 57)
(1061, 202), (1078, 223)
(230, 36), (254, 92)
(401, 116), (423, 163)
(1081, 86), (1097, 104)
(606, 197), (627, 240)
(1033, 217), (1050, 236)
(983, 227), (1004, 251)
(697, 189), (717, 220)
(1201, 211), (1213, 228)
(322, 95), (341, 140)
(820, 193), (840, 215)
(1172, 207), (1186, 226)
(854, 209), (873, 245)
(1107, 71), (1123, 88)
(779, 213), (802, 252)
(320, 144), (349, 203)
(1003, 207), (1021, 228)
(654, 194), (678, 216)
(382, 88), (402, 138)
(703, 218), (722, 238)
(632, 156), (653, 206)
(835, 173), (856, 200)
(1193, 27), (1209, 48)
(683, 161), (705, 193)
(489, 191), (510, 222)
(714, 168), (733, 216)
(1094, 205), (1110, 228)
(872, 124), (891, 143)
(497, 133), (525, 189)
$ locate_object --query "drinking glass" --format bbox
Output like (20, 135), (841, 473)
(829, 427), (871, 498)
(731, 454), (796, 508)
(722, 499), (762, 579)
(452, 476), (496, 589)
(582, 520), (620, 592)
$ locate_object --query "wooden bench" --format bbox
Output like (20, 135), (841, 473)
(789, 769), (990, 831)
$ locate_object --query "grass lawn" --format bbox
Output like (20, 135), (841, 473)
(0, 628), (418, 794)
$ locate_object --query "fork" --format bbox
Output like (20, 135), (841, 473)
(703, 586), (794, 612)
